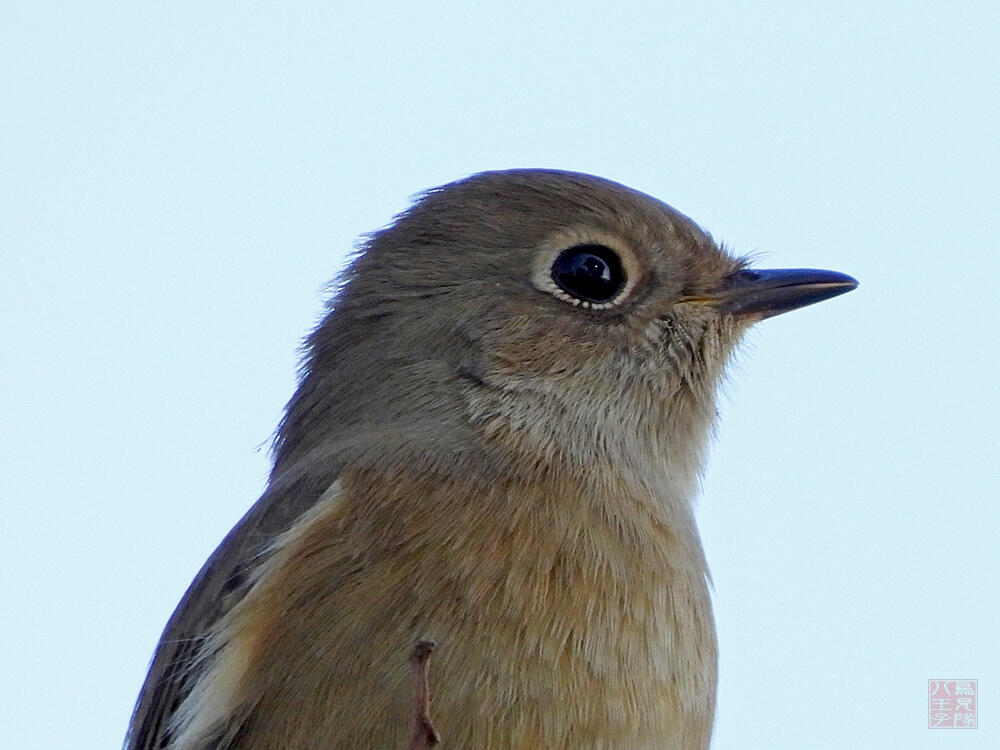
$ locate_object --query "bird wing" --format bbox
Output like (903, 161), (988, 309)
(125, 475), (328, 750)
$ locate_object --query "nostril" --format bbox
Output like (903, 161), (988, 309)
(732, 269), (760, 283)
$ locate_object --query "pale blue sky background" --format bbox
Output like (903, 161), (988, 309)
(3, 2), (997, 748)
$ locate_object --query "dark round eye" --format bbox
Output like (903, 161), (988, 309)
(551, 244), (626, 305)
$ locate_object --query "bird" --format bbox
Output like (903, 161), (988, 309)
(126, 169), (857, 750)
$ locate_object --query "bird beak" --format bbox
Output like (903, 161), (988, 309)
(707, 268), (858, 320)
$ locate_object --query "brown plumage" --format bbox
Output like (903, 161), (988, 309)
(127, 170), (856, 749)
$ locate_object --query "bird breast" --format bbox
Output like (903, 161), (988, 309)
(169, 467), (717, 750)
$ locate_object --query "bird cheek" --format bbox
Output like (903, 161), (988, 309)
(490, 320), (599, 381)
(491, 342), (585, 387)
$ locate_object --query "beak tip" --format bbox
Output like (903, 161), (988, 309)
(837, 272), (860, 289)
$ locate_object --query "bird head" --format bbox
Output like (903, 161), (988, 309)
(273, 170), (856, 500)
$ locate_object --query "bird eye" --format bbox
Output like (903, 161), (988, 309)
(550, 244), (626, 305)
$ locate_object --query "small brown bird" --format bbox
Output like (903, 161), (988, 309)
(127, 170), (856, 750)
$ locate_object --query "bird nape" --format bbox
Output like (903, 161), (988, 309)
(127, 169), (857, 750)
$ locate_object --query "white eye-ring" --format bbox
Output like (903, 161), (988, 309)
(532, 229), (640, 309)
